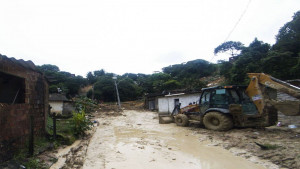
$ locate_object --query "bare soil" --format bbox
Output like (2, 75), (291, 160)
(48, 109), (300, 169)
(193, 126), (300, 169)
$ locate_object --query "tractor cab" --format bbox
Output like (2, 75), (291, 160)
(199, 86), (258, 116)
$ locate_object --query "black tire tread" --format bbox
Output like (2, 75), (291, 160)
(203, 112), (233, 131)
(175, 114), (189, 127)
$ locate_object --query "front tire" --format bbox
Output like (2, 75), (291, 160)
(175, 114), (189, 127)
(203, 112), (233, 131)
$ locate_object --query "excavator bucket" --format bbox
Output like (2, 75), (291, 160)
(271, 100), (300, 116)
(158, 113), (174, 124)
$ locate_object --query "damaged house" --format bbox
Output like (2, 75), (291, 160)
(0, 54), (49, 162)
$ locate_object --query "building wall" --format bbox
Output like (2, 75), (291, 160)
(158, 93), (200, 113)
(63, 102), (75, 116)
(49, 101), (63, 114)
(0, 56), (48, 162)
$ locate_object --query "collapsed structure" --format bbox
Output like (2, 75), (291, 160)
(0, 54), (49, 162)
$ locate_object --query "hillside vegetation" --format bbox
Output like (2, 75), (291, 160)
(38, 11), (300, 102)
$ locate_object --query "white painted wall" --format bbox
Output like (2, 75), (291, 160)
(49, 101), (63, 114)
(158, 93), (200, 113)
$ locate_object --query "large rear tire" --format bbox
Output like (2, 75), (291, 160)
(175, 114), (189, 127)
(203, 112), (233, 131)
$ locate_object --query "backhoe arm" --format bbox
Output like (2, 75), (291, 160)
(246, 73), (300, 116)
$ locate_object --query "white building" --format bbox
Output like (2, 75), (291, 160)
(49, 93), (74, 115)
(158, 92), (201, 113)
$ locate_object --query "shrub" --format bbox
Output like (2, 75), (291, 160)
(74, 96), (97, 113)
(72, 110), (92, 136)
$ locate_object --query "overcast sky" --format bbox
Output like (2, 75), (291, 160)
(0, 0), (299, 77)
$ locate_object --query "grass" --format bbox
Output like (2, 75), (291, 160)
(261, 143), (281, 150)
(4, 116), (77, 169)
(46, 115), (76, 145)
(11, 137), (51, 169)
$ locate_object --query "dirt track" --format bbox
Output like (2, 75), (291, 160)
(80, 110), (281, 169)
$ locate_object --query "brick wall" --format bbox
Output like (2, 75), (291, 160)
(0, 55), (49, 162)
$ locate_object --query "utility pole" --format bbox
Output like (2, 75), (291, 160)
(112, 76), (121, 109)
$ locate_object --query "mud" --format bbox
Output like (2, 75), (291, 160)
(50, 140), (81, 169)
(194, 127), (300, 169)
(82, 110), (275, 169)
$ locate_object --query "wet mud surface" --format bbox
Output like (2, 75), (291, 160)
(82, 110), (276, 169)
(48, 110), (300, 169)
(194, 126), (300, 169)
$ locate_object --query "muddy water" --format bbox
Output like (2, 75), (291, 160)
(83, 110), (266, 169)
(50, 140), (81, 169)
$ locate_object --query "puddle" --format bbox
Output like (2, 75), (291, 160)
(83, 110), (268, 169)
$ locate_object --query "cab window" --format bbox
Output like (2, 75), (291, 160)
(200, 91), (210, 104)
(211, 89), (228, 105)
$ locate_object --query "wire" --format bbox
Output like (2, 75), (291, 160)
(210, 0), (252, 62)
(224, 0), (252, 42)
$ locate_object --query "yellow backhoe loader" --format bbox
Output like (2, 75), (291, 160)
(159, 73), (300, 131)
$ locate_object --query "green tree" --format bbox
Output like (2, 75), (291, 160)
(93, 76), (115, 102)
(94, 69), (105, 77)
(150, 73), (171, 92)
(273, 11), (300, 57)
(163, 80), (182, 91)
(87, 72), (96, 84)
(181, 78), (207, 91)
(226, 38), (270, 84)
(263, 10), (300, 80)
(118, 78), (142, 101)
(38, 64), (88, 97)
(214, 41), (244, 57)
(161, 59), (216, 91)
(37, 64), (60, 72)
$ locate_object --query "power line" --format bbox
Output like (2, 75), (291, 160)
(224, 0), (252, 42)
(210, 0), (252, 62)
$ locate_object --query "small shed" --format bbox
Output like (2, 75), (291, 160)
(145, 93), (164, 110)
(158, 92), (201, 113)
(49, 93), (69, 115)
(0, 54), (49, 162)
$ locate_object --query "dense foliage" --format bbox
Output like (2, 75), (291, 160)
(84, 59), (215, 102)
(218, 11), (300, 84)
(37, 65), (88, 97)
(72, 110), (92, 136)
(86, 70), (143, 102)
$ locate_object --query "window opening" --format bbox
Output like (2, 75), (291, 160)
(211, 89), (229, 105)
(0, 72), (25, 104)
(200, 91), (210, 104)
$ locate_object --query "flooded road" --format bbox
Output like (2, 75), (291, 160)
(83, 110), (267, 169)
